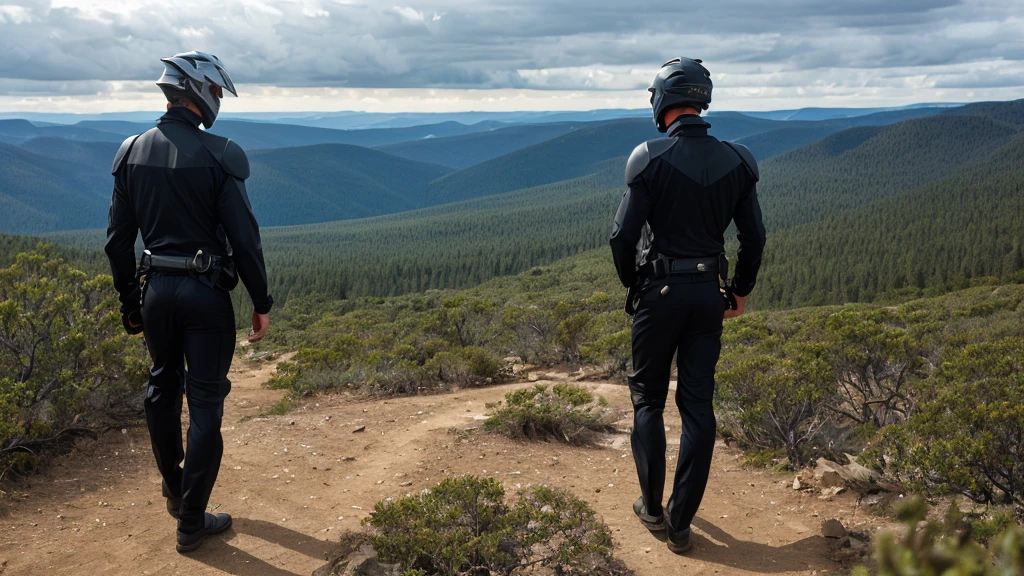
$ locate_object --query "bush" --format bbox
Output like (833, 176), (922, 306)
(716, 344), (836, 467)
(365, 475), (632, 576)
(484, 384), (615, 445)
(0, 249), (148, 477)
(867, 338), (1024, 506)
(852, 497), (1024, 576)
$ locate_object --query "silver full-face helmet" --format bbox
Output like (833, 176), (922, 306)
(156, 51), (237, 128)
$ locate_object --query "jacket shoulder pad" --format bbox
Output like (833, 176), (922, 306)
(197, 132), (250, 180)
(722, 141), (759, 182)
(625, 137), (676, 184)
(111, 135), (140, 175)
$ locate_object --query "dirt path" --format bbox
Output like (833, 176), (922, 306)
(0, 361), (891, 575)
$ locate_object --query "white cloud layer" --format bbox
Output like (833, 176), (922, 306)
(0, 0), (1021, 112)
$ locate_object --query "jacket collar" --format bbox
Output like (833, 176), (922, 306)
(667, 114), (711, 137)
(157, 106), (203, 128)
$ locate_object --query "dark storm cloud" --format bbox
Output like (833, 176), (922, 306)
(0, 0), (1020, 92)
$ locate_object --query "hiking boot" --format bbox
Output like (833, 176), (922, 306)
(666, 527), (693, 554)
(166, 497), (182, 519)
(633, 496), (665, 531)
(176, 512), (232, 553)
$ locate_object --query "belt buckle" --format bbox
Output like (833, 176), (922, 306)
(191, 250), (212, 274)
(697, 262), (707, 272)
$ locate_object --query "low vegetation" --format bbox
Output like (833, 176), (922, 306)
(484, 384), (617, 444)
(853, 497), (1024, 576)
(365, 475), (632, 576)
(0, 248), (147, 477)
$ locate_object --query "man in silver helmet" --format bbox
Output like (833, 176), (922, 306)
(609, 57), (766, 554)
(104, 51), (273, 553)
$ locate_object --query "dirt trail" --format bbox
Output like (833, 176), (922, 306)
(0, 360), (891, 575)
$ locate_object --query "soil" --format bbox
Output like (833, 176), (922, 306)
(0, 358), (895, 575)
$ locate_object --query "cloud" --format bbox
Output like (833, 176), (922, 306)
(0, 0), (1021, 110)
(393, 5), (425, 22)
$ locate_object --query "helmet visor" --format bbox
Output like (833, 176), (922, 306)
(212, 65), (237, 97)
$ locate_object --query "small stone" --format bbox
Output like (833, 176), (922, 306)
(353, 426), (366, 433)
(793, 477), (803, 490)
(821, 519), (848, 539)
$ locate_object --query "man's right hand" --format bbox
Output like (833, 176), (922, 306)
(724, 294), (746, 319)
(249, 311), (270, 342)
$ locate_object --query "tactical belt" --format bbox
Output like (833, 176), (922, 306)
(641, 256), (722, 281)
(140, 250), (224, 276)
(137, 249), (239, 295)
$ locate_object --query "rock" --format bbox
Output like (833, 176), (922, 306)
(792, 477), (803, 490)
(352, 426), (366, 433)
(821, 519), (848, 539)
(313, 543), (400, 576)
(818, 470), (845, 489)
(527, 373), (539, 382)
(819, 486), (846, 499)
(848, 535), (869, 551)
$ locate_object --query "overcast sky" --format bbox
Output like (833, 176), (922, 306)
(0, 0), (1021, 113)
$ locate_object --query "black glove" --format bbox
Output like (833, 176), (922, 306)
(722, 279), (738, 311)
(122, 308), (144, 335)
(624, 282), (642, 316)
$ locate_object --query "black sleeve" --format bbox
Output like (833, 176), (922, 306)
(609, 178), (652, 288)
(732, 182), (766, 297)
(104, 174), (141, 312)
(217, 176), (273, 314)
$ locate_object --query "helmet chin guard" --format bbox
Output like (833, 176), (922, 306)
(649, 57), (713, 133)
(156, 51), (237, 129)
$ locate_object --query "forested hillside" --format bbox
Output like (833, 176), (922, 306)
(44, 100), (1024, 314)
(0, 143), (111, 233)
(246, 145), (452, 226)
(758, 114), (1020, 229)
(0, 119), (125, 145)
(0, 104), (964, 234)
(376, 122), (588, 169)
(756, 134), (1024, 307)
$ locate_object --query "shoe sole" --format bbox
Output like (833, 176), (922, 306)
(633, 508), (666, 532)
(176, 517), (233, 554)
(640, 518), (666, 531)
(667, 540), (693, 554)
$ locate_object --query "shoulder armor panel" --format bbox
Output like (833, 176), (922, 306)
(625, 137), (676, 184)
(723, 141), (759, 182)
(197, 132), (250, 180)
(111, 134), (140, 175)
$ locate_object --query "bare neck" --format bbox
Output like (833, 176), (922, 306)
(663, 107), (701, 127)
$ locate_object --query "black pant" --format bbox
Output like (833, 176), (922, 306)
(141, 274), (235, 533)
(629, 278), (724, 535)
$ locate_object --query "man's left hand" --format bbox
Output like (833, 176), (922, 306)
(122, 309), (144, 335)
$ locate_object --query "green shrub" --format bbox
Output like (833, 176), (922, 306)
(867, 338), (1024, 506)
(0, 249), (148, 476)
(852, 497), (1024, 576)
(716, 346), (835, 467)
(484, 384), (615, 445)
(365, 475), (632, 576)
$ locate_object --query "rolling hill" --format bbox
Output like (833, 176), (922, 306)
(44, 99), (1024, 311)
(0, 143), (112, 234)
(246, 144), (453, 226)
(0, 119), (125, 145)
(759, 113), (1021, 229)
(375, 122), (590, 169)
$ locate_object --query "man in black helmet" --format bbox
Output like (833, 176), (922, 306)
(104, 50), (273, 553)
(609, 57), (765, 554)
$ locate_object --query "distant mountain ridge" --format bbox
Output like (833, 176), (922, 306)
(1, 99), (1017, 238)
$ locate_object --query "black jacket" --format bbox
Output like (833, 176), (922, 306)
(609, 115), (766, 296)
(105, 107), (273, 314)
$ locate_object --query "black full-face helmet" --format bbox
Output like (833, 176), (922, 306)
(649, 57), (713, 133)
(156, 51), (237, 129)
